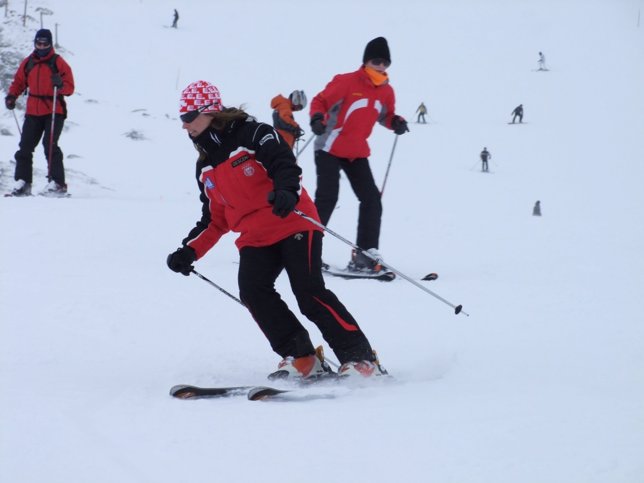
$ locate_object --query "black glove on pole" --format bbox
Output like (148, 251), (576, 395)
(51, 73), (63, 89)
(310, 113), (326, 135)
(167, 246), (197, 275)
(5, 95), (16, 110)
(391, 115), (409, 135)
(267, 190), (299, 218)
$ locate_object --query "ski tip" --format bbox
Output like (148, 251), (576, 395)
(247, 386), (289, 401)
(169, 385), (197, 399)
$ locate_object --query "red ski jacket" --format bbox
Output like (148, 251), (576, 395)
(310, 67), (396, 159)
(182, 119), (322, 258)
(8, 49), (74, 117)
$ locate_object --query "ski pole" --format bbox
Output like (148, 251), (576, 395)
(47, 86), (58, 181)
(12, 109), (22, 136)
(191, 269), (245, 307)
(380, 135), (399, 196)
(294, 209), (468, 316)
(295, 136), (314, 159)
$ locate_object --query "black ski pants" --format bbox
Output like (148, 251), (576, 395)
(238, 230), (374, 364)
(314, 150), (382, 250)
(15, 114), (66, 185)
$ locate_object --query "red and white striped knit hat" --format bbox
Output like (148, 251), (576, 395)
(179, 80), (222, 113)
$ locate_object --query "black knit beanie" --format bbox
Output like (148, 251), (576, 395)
(34, 29), (53, 45)
(363, 37), (391, 65)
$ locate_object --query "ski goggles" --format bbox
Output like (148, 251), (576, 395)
(180, 103), (214, 123)
(369, 58), (391, 68)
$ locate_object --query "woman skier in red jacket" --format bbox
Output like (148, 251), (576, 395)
(166, 81), (386, 380)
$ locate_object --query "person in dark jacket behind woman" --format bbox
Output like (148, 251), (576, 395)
(166, 80), (387, 380)
(4, 28), (75, 196)
(310, 37), (409, 274)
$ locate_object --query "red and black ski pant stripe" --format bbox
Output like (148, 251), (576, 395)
(238, 230), (374, 364)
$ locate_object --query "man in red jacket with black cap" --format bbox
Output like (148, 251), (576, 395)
(309, 37), (408, 274)
(5, 28), (75, 197)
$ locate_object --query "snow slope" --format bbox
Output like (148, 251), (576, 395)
(1, 1), (643, 482)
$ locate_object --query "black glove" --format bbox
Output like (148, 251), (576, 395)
(268, 190), (299, 218)
(310, 113), (326, 136)
(5, 95), (16, 110)
(294, 127), (305, 140)
(51, 73), (63, 89)
(391, 115), (409, 135)
(166, 246), (197, 276)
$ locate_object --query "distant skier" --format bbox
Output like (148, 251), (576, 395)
(4, 28), (75, 197)
(511, 104), (524, 124)
(480, 147), (491, 172)
(171, 9), (179, 28)
(416, 102), (427, 124)
(533, 200), (542, 216)
(270, 90), (306, 150)
(537, 51), (546, 71)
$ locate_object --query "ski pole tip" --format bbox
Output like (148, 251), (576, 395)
(455, 305), (463, 315)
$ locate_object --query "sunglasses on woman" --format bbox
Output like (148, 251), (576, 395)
(180, 103), (214, 123)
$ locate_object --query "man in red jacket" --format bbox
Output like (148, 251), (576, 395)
(167, 81), (387, 379)
(5, 29), (75, 197)
(309, 37), (408, 274)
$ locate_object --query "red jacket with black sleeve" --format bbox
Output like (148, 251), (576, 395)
(181, 118), (322, 258)
(310, 66), (396, 159)
(8, 49), (74, 117)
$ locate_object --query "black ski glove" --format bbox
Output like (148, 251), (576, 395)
(5, 95), (16, 110)
(310, 113), (326, 136)
(51, 73), (63, 89)
(268, 190), (299, 218)
(391, 115), (409, 135)
(166, 246), (197, 276)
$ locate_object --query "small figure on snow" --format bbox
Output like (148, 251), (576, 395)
(533, 200), (542, 216)
(270, 90), (306, 150)
(310, 36), (408, 274)
(4, 29), (75, 197)
(511, 104), (524, 124)
(537, 51), (547, 71)
(171, 9), (179, 28)
(480, 147), (491, 172)
(167, 80), (387, 380)
(416, 102), (427, 124)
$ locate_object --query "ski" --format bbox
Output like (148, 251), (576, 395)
(247, 386), (292, 401)
(169, 384), (253, 399)
(323, 265), (396, 281)
(324, 266), (438, 282)
(39, 192), (71, 198)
